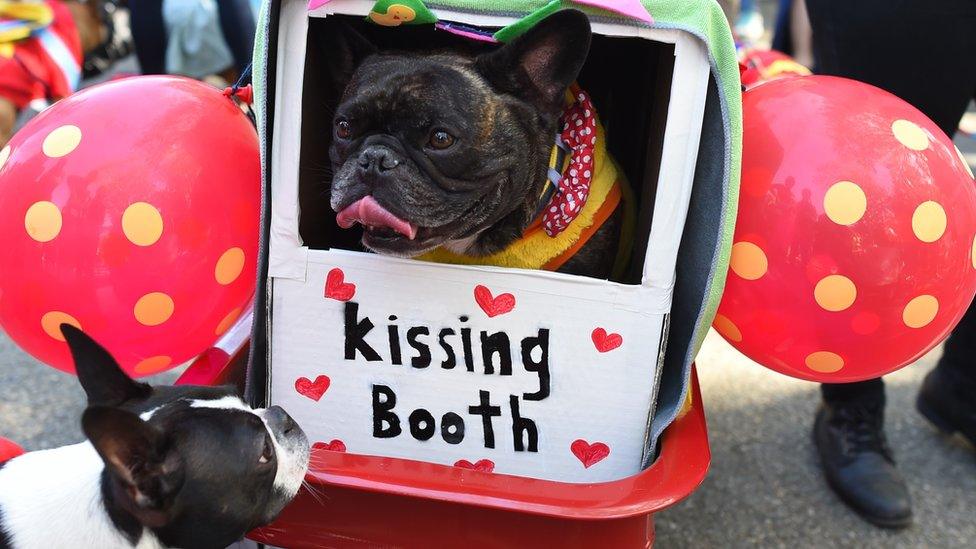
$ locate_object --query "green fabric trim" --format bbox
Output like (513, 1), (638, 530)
(493, 0), (560, 42)
(253, 0), (269, 176)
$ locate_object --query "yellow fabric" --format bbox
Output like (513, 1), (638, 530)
(611, 175), (636, 278)
(0, 1), (53, 44)
(763, 59), (812, 80)
(419, 90), (632, 273)
(677, 384), (694, 418)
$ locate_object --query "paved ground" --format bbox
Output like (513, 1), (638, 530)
(0, 333), (181, 450)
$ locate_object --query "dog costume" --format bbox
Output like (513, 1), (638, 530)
(0, 0), (82, 109)
(421, 86), (636, 278)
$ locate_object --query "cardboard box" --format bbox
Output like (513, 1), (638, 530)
(263, 0), (712, 483)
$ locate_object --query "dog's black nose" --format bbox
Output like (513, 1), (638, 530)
(358, 146), (400, 173)
(266, 405), (298, 436)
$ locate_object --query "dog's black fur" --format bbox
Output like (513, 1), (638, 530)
(326, 10), (623, 278)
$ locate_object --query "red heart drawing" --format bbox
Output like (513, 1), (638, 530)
(324, 268), (356, 301)
(454, 459), (495, 473)
(312, 439), (347, 453)
(571, 439), (611, 468)
(294, 375), (331, 401)
(474, 285), (515, 317)
(591, 328), (623, 352)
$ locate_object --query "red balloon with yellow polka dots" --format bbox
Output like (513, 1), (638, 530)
(716, 75), (976, 382)
(0, 76), (259, 376)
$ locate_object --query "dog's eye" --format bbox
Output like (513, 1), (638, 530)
(259, 436), (275, 464)
(335, 119), (352, 139)
(428, 130), (455, 150)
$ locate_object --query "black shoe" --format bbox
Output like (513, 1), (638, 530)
(813, 403), (913, 529)
(917, 365), (976, 448)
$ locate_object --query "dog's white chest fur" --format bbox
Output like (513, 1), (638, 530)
(0, 443), (163, 549)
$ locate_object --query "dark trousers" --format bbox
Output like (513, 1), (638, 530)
(129, 0), (256, 75)
(771, 0), (795, 56)
(804, 0), (976, 406)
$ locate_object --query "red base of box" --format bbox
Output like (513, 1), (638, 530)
(177, 312), (709, 549)
(252, 485), (657, 548)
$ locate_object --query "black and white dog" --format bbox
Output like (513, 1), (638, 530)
(0, 325), (310, 549)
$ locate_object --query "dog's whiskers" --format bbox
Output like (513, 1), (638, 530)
(301, 478), (330, 506)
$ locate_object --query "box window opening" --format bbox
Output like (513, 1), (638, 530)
(297, 15), (675, 286)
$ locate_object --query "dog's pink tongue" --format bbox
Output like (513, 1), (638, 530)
(336, 196), (417, 240)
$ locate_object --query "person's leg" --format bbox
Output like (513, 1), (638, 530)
(821, 379), (884, 407)
(214, 0), (257, 76)
(788, 0), (813, 68)
(128, 0), (167, 75)
(935, 354), (976, 387)
(918, 297), (976, 445)
(815, 377), (909, 528)
(937, 296), (976, 380)
(924, 85), (976, 429)
(806, 0), (976, 136)
(804, 0), (976, 528)
(771, 0), (794, 55)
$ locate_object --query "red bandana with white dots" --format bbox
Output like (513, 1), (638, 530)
(542, 90), (598, 237)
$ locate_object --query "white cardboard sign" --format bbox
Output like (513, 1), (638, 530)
(265, 0), (713, 483)
(270, 251), (664, 482)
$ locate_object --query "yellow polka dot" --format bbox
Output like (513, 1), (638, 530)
(730, 242), (768, 280)
(903, 295), (938, 328)
(823, 181), (866, 225)
(891, 119), (929, 151)
(134, 355), (173, 375)
(814, 275), (857, 312)
(40, 311), (81, 341)
(42, 125), (82, 158)
(134, 292), (174, 326)
(122, 202), (163, 246)
(713, 313), (742, 342)
(805, 351), (844, 373)
(0, 145), (10, 169)
(24, 201), (62, 242)
(956, 145), (974, 179)
(215, 307), (243, 336)
(215, 247), (245, 285)
(912, 201), (947, 243)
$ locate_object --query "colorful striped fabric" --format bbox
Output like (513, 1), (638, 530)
(0, 0), (82, 108)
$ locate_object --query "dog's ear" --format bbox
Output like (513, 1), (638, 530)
(61, 324), (151, 406)
(83, 406), (185, 527)
(476, 9), (592, 113)
(314, 18), (377, 88)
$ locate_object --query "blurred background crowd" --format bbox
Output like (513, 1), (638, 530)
(0, 0), (260, 146)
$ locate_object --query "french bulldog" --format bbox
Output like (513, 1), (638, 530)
(327, 9), (626, 278)
(0, 325), (310, 549)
